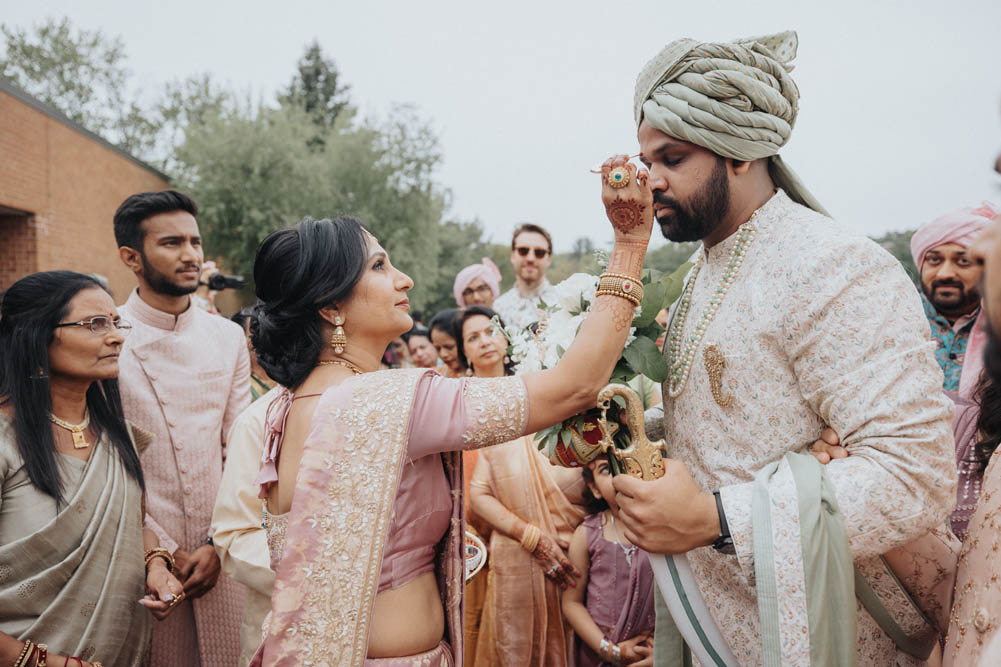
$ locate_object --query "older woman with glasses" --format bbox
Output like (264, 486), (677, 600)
(0, 271), (183, 667)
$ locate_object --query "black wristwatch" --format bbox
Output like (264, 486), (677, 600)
(711, 490), (735, 555)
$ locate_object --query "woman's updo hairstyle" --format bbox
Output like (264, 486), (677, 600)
(251, 216), (369, 388)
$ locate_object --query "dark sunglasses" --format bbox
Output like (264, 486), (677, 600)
(515, 247), (549, 259)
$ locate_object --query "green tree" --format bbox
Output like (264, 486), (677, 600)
(872, 229), (919, 285)
(174, 103), (449, 309)
(280, 41), (350, 135)
(644, 241), (700, 275)
(0, 17), (159, 157)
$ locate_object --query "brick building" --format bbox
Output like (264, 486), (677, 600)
(0, 78), (170, 298)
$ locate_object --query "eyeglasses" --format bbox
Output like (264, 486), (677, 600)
(462, 284), (494, 299)
(515, 247), (549, 259)
(55, 316), (133, 336)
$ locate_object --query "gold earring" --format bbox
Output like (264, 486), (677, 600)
(330, 316), (347, 355)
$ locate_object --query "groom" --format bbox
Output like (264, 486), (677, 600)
(613, 32), (956, 664)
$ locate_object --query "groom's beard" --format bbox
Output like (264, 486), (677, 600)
(655, 157), (730, 243)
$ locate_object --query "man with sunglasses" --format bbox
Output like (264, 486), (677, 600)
(113, 190), (249, 667)
(493, 222), (559, 330)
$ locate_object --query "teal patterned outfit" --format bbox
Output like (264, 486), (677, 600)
(921, 294), (979, 391)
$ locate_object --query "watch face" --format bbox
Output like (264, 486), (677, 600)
(712, 537), (736, 555)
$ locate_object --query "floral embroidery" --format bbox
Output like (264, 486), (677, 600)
(461, 376), (528, 448)
(664, 191), (956, 664)
(264, 369), (423, 666)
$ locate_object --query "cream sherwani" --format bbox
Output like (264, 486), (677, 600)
(118, 289), (251, 667)
(659, 191), (956, 665)
(211, 388), (279, 667)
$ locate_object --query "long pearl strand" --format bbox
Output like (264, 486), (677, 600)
(666, 216), (759, 398)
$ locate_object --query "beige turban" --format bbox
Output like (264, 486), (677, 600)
(634, 30), (827, 215)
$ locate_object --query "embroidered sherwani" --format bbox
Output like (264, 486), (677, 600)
(659, 191), (956, 665)
(118, 289), (251, 667)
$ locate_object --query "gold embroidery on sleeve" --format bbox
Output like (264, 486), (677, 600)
(462, 377), (528, 448)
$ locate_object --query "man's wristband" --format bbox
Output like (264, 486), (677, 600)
(711, 490), (735, 555)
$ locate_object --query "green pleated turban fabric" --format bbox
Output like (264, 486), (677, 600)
(634, 30), (828, 215)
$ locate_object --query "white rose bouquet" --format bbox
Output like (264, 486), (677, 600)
(496, 253), (692, 460)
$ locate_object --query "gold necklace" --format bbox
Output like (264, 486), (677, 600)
(49, 408), (91, 449)
(666, 212), (760, 398)
(317, 359), (364, 376)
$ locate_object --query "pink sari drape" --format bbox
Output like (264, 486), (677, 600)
(472, 436), (587, 667)
(255, 369), (528, 667)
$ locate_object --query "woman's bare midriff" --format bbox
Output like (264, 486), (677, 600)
(367, 572), (444, 658)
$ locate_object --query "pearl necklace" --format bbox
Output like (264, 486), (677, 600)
(666, 215), (759, 398)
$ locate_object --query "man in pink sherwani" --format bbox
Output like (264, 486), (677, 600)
(113, 190), (251, 666)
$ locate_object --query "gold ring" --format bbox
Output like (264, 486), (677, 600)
(608, 166), (630, 189)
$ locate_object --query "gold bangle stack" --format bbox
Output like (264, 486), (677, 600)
(144, 547), (175, 573)
(595, 272), (643, 307)
(520, 524), (541, 553)
(14, 640), (33, 667)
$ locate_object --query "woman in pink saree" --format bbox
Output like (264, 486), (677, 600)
(249, 155), (654, 667)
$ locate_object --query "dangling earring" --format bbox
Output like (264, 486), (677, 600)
(465, 367), (474, 376)
(330, 316), (347, 355)
(503, 355), (511, 365)
(30, 367), (48, 380)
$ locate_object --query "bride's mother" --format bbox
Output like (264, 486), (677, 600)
(0, 271), (183, 667)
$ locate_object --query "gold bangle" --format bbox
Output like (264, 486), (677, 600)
(596, 273), (644, 307)
(145, 547), (175, 573)
(14, 640), (32, 667)
(35, 644), (47, 667)
(520, 523), (541, 553)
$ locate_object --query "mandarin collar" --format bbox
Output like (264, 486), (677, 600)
(125, 288), (196, 332)
(703, 190), (787, 265)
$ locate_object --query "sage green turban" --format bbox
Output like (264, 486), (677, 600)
(634, 30), (827, 215)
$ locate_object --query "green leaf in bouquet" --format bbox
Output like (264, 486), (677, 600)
(622, 336), (669, 383)
(632, 279), (666, 328)
(660, 261), (694, 307)
(556, 344), (566, 360)
(609, 358), (637, 385)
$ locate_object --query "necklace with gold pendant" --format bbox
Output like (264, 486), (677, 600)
(49, 409), (91, 449)
(317, 359), (364, 375)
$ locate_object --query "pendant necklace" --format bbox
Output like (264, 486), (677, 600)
(49, 409), (91, 449)
(317, 359), (363, 375)
(608, 512), (638, 566)
(665, 209), (761, 398)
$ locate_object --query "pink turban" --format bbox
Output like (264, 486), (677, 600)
(910, 202), (1000, 270)
(910, 201), (1000, 399)
(453, 258), (502, 307)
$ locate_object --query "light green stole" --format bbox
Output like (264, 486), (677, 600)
(653, 452), (937, 666)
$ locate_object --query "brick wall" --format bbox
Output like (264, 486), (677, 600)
(0, 88), (169, 301)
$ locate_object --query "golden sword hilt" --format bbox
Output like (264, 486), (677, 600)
(595, 383), (667, 481)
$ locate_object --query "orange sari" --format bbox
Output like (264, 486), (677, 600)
(471, 436), (586, 667)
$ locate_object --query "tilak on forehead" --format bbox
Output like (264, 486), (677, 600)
(634, 30), (828, 215)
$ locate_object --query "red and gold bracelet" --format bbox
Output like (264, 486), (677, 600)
(595, 272), (644, 307)
(144, 547), (175, 573)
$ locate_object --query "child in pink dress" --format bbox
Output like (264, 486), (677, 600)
(563, 458), (655, 666)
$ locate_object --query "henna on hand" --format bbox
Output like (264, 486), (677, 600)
(532, 533), (580, 589)
(605, 196), (647, 234)
(591, 297), (635, 332)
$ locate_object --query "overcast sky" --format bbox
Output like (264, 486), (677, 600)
(5, 0), (1001, 251)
